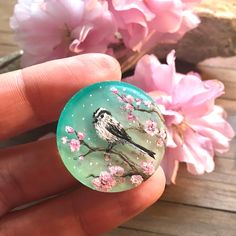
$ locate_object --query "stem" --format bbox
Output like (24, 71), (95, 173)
(77, 138), (140, 173)
(116, 93), (164, 122)
(87, 171), (149, 180)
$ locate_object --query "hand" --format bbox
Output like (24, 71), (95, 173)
(0, 54), (165, 236)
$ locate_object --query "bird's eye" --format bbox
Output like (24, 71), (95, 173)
(101, 114), (104, 118)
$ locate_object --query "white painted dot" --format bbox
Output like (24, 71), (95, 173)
(90, 103), (93, 106)
(82, 117), (85, 121)
(71, 114), (74, 117)
(106, 99), (110, 102)
(89, 162), (93, 166)
(73, 165), (76, 169)
(87, 137), (91, 141)
(146, 140), (149, 143)
(136, 157), (139, 160)
(90, 94), (93, 97)
(95, 162), (98, 165)
(82, 104), (85, 108)
(123, 88), (126, 91)
(99, 86), (102, 89)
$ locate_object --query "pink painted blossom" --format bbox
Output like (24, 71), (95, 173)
(61, 136), (68, 144)
(108, 0), (200, 51)
(141, 161), (155, 175)
(130, 175), (143, 186)
(144, 120), (159, 136)
(135, 98), (142, 106)
(124, 103), (134, 111)
(125, 95), (135, 103)
(128, 113), (136, 121)
(144, 100), (152, 108)
(77, 132), (85, 140)
(65, 126), (74, 134)
(125, 50), (235, 183)
(10, 0), (116, 67)
(156, 137), (164, 147)
(158, 127), (167, 140)
(69, 139), (80, 152)
(109, 166), (125, 177)
(92, 171), (116, 192)
(110, 87), (119, 94)
(79, 155), (84, 161)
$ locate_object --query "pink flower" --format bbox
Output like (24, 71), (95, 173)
(156, 137), (164, 147)
(125, 95), (135, 103)
(65, 126), (74, 134)
(128, 113), (136, 121)
(144, 120), (158, 136)
(158, 127), (167, 140)
(130, 175), (143, 186)
(124, 103), (134, 111)
(77, 132), (85, 140)
(141, 161), (155, 175)
(92, 171), (116, 192)
(110, 87), (119, 94)
(10, 0), (116, 67)
(108, 0), (200, 51)
(109, 166), (125, 177)
(144, 100), (152, 108)
(79, 155), (84, 161)
(125, 50), (235, 183)
(61, 136), (68, 144)
(69, 139), (80, 152)
(135, 98), (142, 106)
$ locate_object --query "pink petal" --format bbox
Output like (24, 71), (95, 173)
(161, 148), (179, 184)
(179, 129), (215, 174)
(188, 105), (235, 153)
(124, 54), (161, 92)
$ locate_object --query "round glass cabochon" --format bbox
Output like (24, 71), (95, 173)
(57, 81), (166, 192)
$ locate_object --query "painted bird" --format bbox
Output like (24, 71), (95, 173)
(93, 107), (156, 159)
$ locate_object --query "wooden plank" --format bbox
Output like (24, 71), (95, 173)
(198, 64), (236, 101)
(161, 175), (236, 212)
(0, 0), (18, 57)
(178, 157), (236, 184)
(217, 99), (236, 116)
(121, 201), (236, 236)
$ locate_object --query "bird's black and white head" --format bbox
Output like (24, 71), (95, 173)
(93, 108), (112, 124)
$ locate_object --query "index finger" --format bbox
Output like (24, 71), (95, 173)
(0, 54), (121, 140)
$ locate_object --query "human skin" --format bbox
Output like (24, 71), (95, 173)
(0, 54), (165, 236)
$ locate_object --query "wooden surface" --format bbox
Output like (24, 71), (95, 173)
(1, 1), (236, 236)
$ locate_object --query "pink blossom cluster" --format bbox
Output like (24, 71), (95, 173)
(108, 165), (125, 177)
(130, 175), (144, 186)
(11, 0), (201, 67)
(108, 0), (201, 51)
(62, 126), (85, 153)
(144, 120), (159, 136)
(92, 165), (125, 192)
(92, 171), (116, 192)
(141, 161), (155, 175)
(110, 87), (158, 122)
(125, 50), (235, 183)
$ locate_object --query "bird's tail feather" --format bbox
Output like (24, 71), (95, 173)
(128, 140), (156, 159)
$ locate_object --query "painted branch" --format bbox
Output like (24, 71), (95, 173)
(76, 137), (141, 173)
